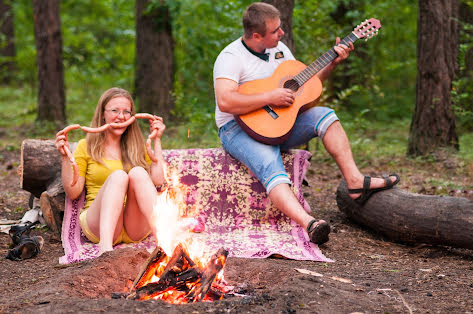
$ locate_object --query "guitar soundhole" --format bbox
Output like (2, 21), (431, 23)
(283, 79), (300, 92)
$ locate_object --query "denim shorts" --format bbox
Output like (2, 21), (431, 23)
(218, 106), (339, 193)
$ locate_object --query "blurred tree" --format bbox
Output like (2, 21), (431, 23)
(32, 0), (65, 126)
(408, 0), (459, 156)
(0, 0), (15, 84)
(455, 0), (473, 130)
(263, 0), (294, 53)
(135, 0), (174, 119)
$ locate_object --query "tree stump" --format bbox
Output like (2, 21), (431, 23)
(19, 139), (73, 235)
(336, 180), (473, 250)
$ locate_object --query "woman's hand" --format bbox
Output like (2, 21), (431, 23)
(149, 116), (166, 140)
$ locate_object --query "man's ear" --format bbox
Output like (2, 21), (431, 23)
(252, 32), (263, 41)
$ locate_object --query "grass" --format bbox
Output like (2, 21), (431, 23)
(1, 84), (472, 172)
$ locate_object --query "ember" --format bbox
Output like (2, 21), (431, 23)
(121, 243), (228, 303)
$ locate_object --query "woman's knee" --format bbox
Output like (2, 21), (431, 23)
(107, 169), (129, 187)
(128, 166), (149, 183)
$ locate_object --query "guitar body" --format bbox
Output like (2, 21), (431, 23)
(235, 60), (323, 145)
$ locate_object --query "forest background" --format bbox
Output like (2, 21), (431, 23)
(1, 0), (473, 166)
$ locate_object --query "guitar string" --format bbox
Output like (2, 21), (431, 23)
(294, 33), (358, 86)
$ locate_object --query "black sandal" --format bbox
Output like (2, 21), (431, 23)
(307, 219), (330, 245)
(348, 173), (400, 205)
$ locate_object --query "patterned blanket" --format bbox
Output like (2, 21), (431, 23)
(59, 147), (331, 264)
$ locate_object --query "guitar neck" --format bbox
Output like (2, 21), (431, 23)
(294, 32), (359, 86)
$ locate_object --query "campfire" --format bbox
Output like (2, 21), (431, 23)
(125, 244), (228, 303)
(113, 167), (231, 303)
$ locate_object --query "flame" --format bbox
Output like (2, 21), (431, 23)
(139, 164), (227, 303)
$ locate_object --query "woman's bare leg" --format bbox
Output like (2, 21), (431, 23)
(123, 167), (158, 240)
(86, 170), (129, 254)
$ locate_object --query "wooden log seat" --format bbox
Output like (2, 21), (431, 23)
(336, 180), (473, 250)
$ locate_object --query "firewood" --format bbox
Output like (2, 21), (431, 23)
(133, 246), (167, 289)
(186, 247), (228, 302)
(336, 180), (473, 249)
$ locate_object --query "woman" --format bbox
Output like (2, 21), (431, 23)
(55, 87), (166, 255)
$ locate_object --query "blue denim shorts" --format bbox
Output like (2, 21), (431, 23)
(218, 106), (339, 193)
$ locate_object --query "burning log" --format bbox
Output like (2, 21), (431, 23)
(186, 247), (228, 302)
(124, 244), (229, 303)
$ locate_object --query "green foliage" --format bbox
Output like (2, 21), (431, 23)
(452, 6), (473, 132)
(1, 0), (471, 154)
(294, 0), (417, 121)
(171, 0), (251, 135)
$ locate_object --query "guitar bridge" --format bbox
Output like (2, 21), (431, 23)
(264, 105), (279, 119)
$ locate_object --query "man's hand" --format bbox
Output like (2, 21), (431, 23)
(333, 37), (354, 65)
(267, 88), (295, 107)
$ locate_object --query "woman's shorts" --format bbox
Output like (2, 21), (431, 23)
(79, 210), (150, 245)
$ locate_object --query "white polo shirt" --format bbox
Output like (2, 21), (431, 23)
(213, 38), (295, 129)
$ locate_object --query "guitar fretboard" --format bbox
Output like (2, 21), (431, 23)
(294, 32), (359, 86)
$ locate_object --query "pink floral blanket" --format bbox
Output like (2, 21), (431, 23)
(59, 147), (331, 264)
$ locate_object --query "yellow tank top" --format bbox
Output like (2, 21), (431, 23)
(73, 139), (151, 210)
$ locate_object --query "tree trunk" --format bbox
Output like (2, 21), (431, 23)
(0, 0), (15, 84)
(459, 1), (473, 72)
(336, 180), (473, 250)
(263, 0), (295, 53)
(32, 0), (66, 127)
(135, 0), (174, 119)
(408, 0), (459, 156)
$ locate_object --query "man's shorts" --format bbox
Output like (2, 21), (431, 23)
(218, 106), (338, 193)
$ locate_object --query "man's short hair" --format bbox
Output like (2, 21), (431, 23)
(242, 2), (280, 39)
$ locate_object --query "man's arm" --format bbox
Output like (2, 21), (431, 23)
(215, 78), (295, 115)
(317, 37), (354, 82)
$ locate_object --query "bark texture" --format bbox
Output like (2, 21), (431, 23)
(20, 139), (66, 235)
(336, 180), (473, 250)
(408, 0), (459, 156)
(135, 0), (174, 119)
(263, 0), (295, 53)
(32, 0), (66, 127)
(0, 0), (15, 83)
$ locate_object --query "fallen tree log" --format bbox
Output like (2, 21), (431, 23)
(19, 139), (75, 235)
(336, 180), (473, 250)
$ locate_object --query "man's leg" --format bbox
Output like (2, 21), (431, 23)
(284, 107), (398, 200)
(322, 121), (398, 198)
(268, 183), (314, 230)
(219, 120), (328, 243)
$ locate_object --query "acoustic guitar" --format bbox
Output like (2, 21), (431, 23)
(234, 18), (381, 145)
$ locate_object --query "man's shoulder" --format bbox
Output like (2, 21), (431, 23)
(221, 38), (243, 51)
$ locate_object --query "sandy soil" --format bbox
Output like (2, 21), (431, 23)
(1, 148), (472, 313)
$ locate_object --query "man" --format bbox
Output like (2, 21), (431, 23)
(213, 2), (399, 245)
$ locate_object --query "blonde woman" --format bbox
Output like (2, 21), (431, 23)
(55, 87), (165, 255)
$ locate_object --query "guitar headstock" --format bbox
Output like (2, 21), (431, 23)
(353, 18), (381, 41)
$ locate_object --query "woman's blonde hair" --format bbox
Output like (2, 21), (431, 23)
(86, 87), (148, 172)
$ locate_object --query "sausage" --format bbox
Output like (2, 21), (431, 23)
(135, 113), (156, 120)
(110, 116), (136, 129)
(81, 124), (110, 133)
(146, 138), (158, 162)
(63, 146), (79, 187)
(57, 124), (81, 137)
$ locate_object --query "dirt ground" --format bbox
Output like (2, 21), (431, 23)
(1, 147), (472, 313)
